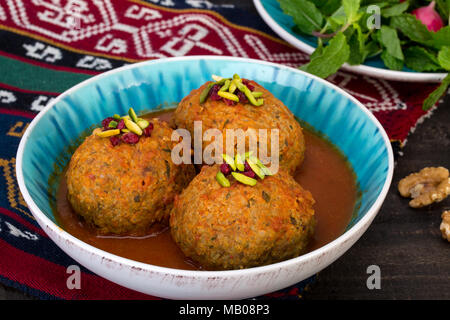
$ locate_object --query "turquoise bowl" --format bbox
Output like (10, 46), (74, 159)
(16, 56), (393, 299)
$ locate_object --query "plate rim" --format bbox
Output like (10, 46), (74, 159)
(16, 55), (394, 280)
(253, 0), (448, 83)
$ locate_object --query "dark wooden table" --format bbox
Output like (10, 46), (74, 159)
(1, 0), (449, 300)
(303, 93), (450, 300)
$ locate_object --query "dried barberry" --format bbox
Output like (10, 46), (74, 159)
(243, 170), (256, 179)
(220, 163), (232, 176)
(101, 117), (115, 130)
(209, 84), (222, 101)
(116, 119), (125, 130)
(223, 98), (236, 106)
(236, 91), (248, 104)
(242, 79), (255, 91)
(121, 132), (140, 144)
(110, 135), (120, 147)
(143, 122), (154, 137)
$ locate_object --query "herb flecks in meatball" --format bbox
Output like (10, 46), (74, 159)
(170, 165), (316, 270)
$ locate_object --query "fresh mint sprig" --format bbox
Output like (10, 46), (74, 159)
(278, 0), (450, 110)
(300, 32), (350, 78)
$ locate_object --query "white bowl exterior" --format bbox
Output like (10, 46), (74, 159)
(27, 199), (380, 299)
(16, 56), (394, 300)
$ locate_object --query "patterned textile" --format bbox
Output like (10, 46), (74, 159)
(0, 0), (443, 299)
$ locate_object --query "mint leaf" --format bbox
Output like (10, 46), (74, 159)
(343, 0), (361, 24)
(310, 38), (324, 60)
(390, 14), (433, 43)
(278, 0), (324, 35)
(364, 40), (382, 58)
(405, 47), (442, 72)
(381, 50), (403, 70)
(381, 1), (409, 17)
(329, 5), (347, 27)
(435, 0), (450, 18)
(299, 32), (350, 78)
(426, 26), (450, 49)
(347, 25), (366, 65)
(379, 25), (404, 61)
(438, 46), (450, 71)
(423, 73), (450, 111)
(315, 0), (341, 16)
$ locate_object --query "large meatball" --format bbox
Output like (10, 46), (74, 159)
(170, 165), (316, 270)
(66, 118), (196, 235)
(174, 79), (305, 174)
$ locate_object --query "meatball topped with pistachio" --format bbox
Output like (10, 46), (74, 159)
(170, 160), (316, 270)
(66, 113), (196, 235)
(174, 74), (306, 174)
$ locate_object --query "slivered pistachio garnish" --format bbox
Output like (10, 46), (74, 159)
(218, 91), (239, 102)
(219, 79), (231, 92)
(96, 129), (121, 138)
(199, 83), (215, 104)
(211, 74), (224, 82)
(235, 153), (245, 172)
(108, 120), (118, 129)
(216, 171), (231, 187)
(199, 74), (264, 107)
(95, 107), (154, 146)
(128, 107), (139, 123)
(222, 154), (237, 171)
(242, 85), (260, 106)
(251, 156), (273, 176)
(124, 118), (143, 136)
(244, 151), (253, 159)
(247, 158), (265, 180)
(216, 152), (273, 187)
(136, 119), (150, 130)
(229, 80), (237, 93)
(232, 172), (257, 186)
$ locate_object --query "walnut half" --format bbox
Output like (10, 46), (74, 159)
(398, 167), (450, 208)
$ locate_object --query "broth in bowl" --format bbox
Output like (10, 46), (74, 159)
(17, 56), (392, 298)
(53, 108), (358, 270)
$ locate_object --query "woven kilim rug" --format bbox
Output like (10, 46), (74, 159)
(0, 0), (444, 299)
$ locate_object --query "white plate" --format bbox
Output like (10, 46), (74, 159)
(254, 0), (447, 83)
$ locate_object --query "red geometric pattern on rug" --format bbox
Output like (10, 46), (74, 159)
(0, 0), (445, 300)
(0, 0), (441, 143)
